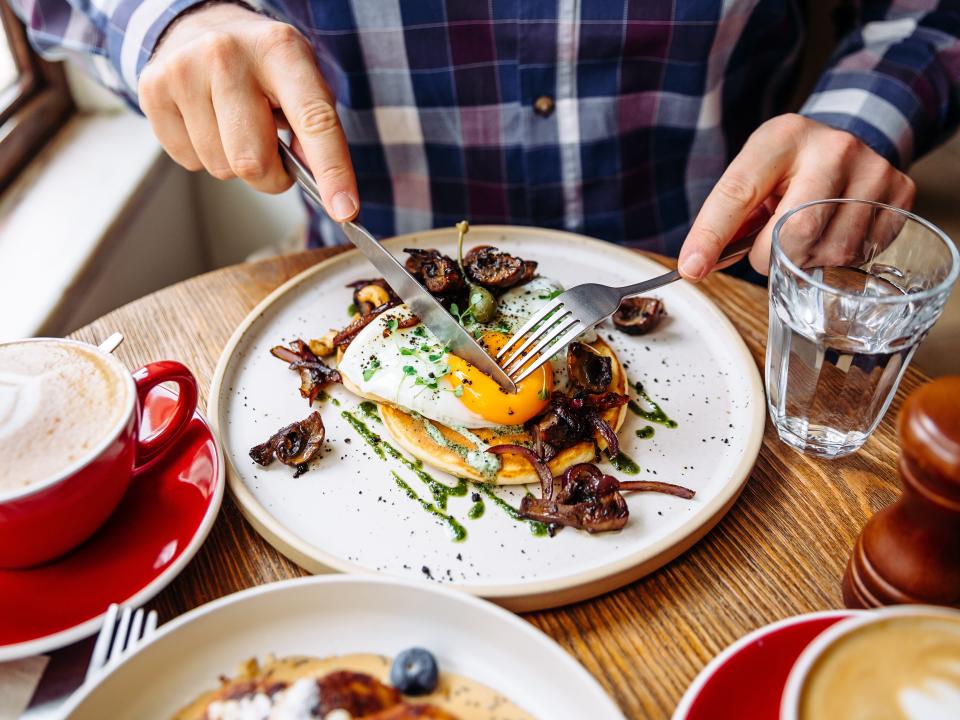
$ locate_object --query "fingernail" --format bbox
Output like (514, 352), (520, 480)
(680, 252), (708, 280)
(331, 192), (358, 221)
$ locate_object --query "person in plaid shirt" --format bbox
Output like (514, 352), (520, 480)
(10, 0), (960, 281)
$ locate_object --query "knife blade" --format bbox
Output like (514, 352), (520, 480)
(278, 140), (518, 393)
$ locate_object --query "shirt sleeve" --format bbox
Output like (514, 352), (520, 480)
(800, 2), (960, 169)
(6, 0), (213, 107)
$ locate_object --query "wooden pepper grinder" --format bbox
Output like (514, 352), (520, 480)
(843, 375), (960, 609)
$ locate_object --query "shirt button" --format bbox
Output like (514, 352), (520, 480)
(533, 95), (555, 118)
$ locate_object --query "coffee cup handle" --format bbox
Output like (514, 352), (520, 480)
(131, 361), (199, 469)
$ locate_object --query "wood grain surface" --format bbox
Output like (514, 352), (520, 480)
(69, 248), (919, 719)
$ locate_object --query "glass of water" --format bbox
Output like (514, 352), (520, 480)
(766, 199), (959, 458)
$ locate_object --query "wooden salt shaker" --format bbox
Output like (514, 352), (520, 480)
(843, 375), (960, 609)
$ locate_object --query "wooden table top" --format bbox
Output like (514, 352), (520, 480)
(69, 247), (919, 719)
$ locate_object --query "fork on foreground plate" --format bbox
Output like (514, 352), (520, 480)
(84, 604), (158, 683)
(498, 211), (770, 383)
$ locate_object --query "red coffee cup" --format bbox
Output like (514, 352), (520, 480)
(0, 339), (198, 568)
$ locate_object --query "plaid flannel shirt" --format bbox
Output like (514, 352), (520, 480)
(9, 0), (960, 250)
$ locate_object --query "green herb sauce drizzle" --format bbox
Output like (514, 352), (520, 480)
(475, 483), (548, 536)
(358, 400), (381, 423)
(342, 410), (466, 509)
(391, 472), (466, 542)
(636, 425), (655, 439)
(628, 381), (678, 428)
(341, 409), (549, 540)
(604, 448), (640, 475)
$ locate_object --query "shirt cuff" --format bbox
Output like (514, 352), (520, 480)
(104, 0), (241, 107)
(799, 70), (921, 170)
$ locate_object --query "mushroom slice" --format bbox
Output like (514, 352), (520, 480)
(612, 297), (665, 335)
(403, 248), (465, 295)
(249, 411), (325, 477)
(566, 342), (613, 393)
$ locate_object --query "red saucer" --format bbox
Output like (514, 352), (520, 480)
(673, 610), (860, 720)
(0, 386), (223, 660)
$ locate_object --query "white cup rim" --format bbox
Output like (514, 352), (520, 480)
(0, 337), (137, 504)
(780, 604), (960, 720)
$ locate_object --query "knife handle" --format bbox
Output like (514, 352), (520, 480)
(278, 139), (325, 210)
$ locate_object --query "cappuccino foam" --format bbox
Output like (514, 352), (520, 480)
(800, 614), (960, 720)
(0, 340), (131, 493)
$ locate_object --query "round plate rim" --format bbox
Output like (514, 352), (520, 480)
(671, 609), (862, 720)
(208, 224), (766, 608)
(58, 574), (625, 719)
(0, 392), (226, 662)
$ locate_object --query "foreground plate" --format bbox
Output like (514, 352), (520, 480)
(61, 575), (622, 719)
(0, 386), (223, 661)
(210, 226), (764, 610)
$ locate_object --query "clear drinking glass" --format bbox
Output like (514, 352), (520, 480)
(766, 199), (959, 458)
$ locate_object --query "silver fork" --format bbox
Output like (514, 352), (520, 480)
(84, 603), (158, 683)
(498, 226), (764, 383)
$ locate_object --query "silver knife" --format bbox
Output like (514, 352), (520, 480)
(278, 140), (518, 393)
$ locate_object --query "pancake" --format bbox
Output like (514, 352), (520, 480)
(173, 653), (533, 720)
(340, 337), (627, 485)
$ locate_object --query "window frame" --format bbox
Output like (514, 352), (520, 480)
(0, 1), (74, 192)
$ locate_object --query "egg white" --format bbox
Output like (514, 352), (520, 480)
(338, 276), (592, 429)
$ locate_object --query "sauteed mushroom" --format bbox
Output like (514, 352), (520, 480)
(463, 246), (537, 290)
(567, 342), (613, 393)
(612, 297), (665, 335)
(249, 411), (326, 477)
(527, 391), (629, 460)
(270, 339), (341, 403)
(404, 248), (465, 295)
(346, 278), (398, 317)
(517, 462), (695, 533)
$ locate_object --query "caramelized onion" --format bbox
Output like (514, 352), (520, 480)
(487, 444), (554, 500)
(333, 298), (401, 349)
(618, 480), (696, 499)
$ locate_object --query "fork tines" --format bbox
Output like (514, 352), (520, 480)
(497, 298), (586, 384)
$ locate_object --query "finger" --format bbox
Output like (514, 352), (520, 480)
(809, 166), (892, 268)
(679, 126), (799, 281)
(212, 72), (292, 193)
(257, 27), (358, 220)
(748, 162), (845, 274)
(139, 76), (203, 172)
(180, 100), (235, 181)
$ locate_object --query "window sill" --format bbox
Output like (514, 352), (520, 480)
(0, 112), (165, 340)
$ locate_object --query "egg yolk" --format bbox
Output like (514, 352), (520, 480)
(447, 332), (553, 425)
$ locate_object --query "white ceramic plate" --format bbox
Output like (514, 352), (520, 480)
(60, 575), (623, 719)
(210, 226), (764, 610)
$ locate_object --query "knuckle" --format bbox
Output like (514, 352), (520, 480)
(260, 23), (306, 58)
(791, 211), (823, 242)
(830, 130), (861, 158)
(202, 31), (238, 67)
(165, 53), (194, 85)
(230, 152), (271, 181)
(692, 224), (726, 253)
(715, 173), (758, 208)
(767, 113), (808, 139)
(297, 99), (340, 138)
(314, 161), (351, 187)
(209, 165), (236, 181)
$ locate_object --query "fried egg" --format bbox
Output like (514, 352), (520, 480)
(338, 277), (591, 429)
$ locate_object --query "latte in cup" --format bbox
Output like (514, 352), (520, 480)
(0, 340), (132, 493)
(799, 614), (960, 720)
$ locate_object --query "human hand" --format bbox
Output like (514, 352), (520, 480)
(678, 114), (915, 280)
(139, 2), (358, 220)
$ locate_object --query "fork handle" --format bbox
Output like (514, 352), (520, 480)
(617, 208), (769, 297)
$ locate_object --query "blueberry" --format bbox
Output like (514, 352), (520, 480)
(390, 647), (439, 695)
